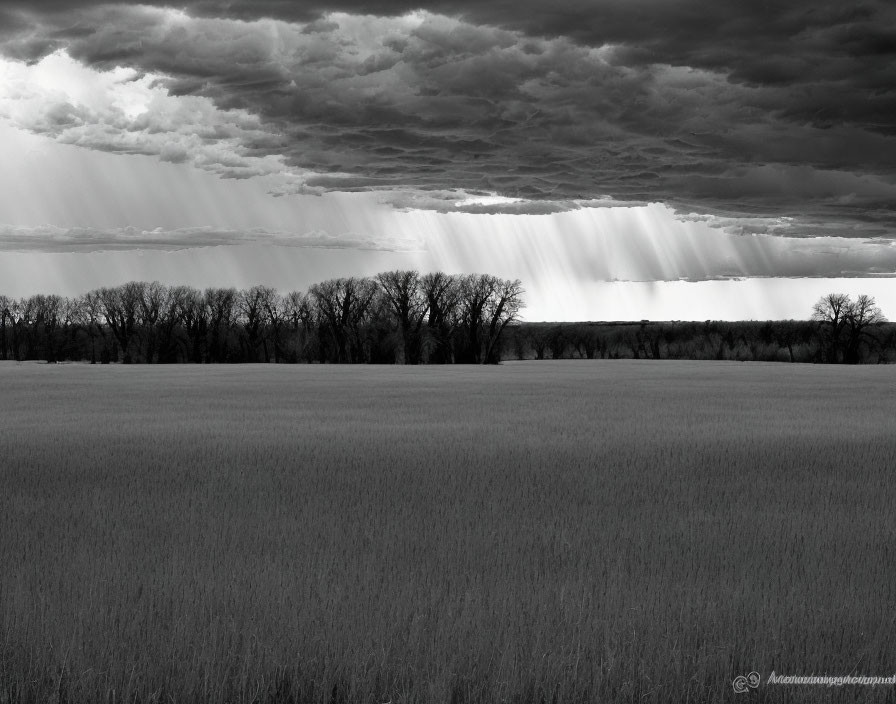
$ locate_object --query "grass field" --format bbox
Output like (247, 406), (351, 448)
(1, 361), (895, 704)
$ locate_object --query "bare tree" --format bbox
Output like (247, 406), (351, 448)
(283, 290), (314, 362)
(153, 285), (188, 363)
(531, 327), (550, 360)
(204, 288), (237, 363)
(310, 277), (379, 363)
(137, 281), (168, 363)
(60, 296), (85, 361)
(570, 325), (601, 360)
(0, 295), (10, 361)
(24, 294), (63, 362)
(483, 278), (524, 363)
(456, 274), (523, 363)
(309, 279), (347, 363)
(6, 299), (25, 361)
(0, 272), (527, 364)
(812, 293), (852, 363)
(547, 325), (570, 360)
(98, 283), (143, 363)
(812, 293), (887, 363)
(376, 270), (428, 364)
(345, 278), (380, 363)
(261, 289), (287, 363)
(75, 292), (106, 364)
(237, 285), (273, 362)
(172, 286), (205, 363)
(845, 294), (886, 363)
(421, 272), (460, 363)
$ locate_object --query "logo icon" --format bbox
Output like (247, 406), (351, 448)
(733, 671), (761, 694)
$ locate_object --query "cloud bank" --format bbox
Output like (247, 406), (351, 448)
(0, 224), (421, 253)
(0, 1), (893, 236)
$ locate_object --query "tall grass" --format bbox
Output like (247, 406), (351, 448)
(1, 361), (895, 703)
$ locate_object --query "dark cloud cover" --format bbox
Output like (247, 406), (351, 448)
(0, 0), (894, 235)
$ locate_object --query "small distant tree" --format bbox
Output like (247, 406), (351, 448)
(529, 326), (549, 360)
(547, 325), (569, 360)
(10, 299), (27, 361)
(770, 321), (806, 363)
(0, 295), (10, 360)
(570, 325), (600, 359)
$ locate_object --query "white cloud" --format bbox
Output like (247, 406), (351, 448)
(0, 50), (332, 193)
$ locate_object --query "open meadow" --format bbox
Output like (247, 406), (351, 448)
(1, 360), (895, 704)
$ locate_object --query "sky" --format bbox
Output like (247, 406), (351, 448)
(0, 1), (894, 320)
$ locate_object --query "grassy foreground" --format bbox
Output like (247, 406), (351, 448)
(1, 361), (895, 704)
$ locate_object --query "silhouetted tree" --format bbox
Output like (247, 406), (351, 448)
(310, 277), (379, 363)
(570, 325), (600, 359)
(454, 274), (524, 364)
(530, 326), (549, 360)
(262, 290), (287, 363)
(376, 270), (428, 364)
(547, 325), (568, 360)
(812, 293), (852, 363)
(456, 274), (494, 363)
(483, 278), (524, 364)
(237, 285), (275, 362)
(844, 294), (886, 364)
(0, 295), (10, 361)
(154, 285), (186, 363)
(135, 281), (167, 363)
(98, 283), (143, 363)
(204, 288), (237, 363)
(173, 286), (205, 363)
(283, 290), (314, 362)
(77, 292), (106, 364)
(421, 272), (460, 363)
(25, 294), (63, 362)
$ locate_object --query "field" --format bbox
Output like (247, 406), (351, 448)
(1, 361), (895, 704)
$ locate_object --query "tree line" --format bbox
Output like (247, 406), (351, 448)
(0, 272), (524, 364)
(506, 294), (892, 364)
(2, 285), (889, 365)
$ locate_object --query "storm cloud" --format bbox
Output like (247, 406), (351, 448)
(0, 0), (894, 236)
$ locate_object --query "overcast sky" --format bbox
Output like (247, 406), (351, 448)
(0, 1), (894, 319)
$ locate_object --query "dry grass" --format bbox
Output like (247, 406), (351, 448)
(1, 361), (895, 703)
